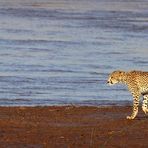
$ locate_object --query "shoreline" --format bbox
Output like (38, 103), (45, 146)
(0, 99), (132, 107)
(0, 106), (147, 147)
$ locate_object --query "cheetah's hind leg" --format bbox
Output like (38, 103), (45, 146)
(142, 94), (148, 114)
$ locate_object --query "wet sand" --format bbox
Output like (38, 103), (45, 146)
(0, 106), (148, 148)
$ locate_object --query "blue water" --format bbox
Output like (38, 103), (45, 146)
(0, 0), (148, 106)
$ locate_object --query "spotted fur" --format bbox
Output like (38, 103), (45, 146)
(107, 70), (148, 120)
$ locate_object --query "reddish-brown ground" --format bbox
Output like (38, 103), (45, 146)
(0, 106), (147, 148)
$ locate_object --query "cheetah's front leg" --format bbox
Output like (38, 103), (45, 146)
(127, 94), (140, 120)
(142, 94), (148, 114)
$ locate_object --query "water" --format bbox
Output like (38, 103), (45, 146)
(0, 0), (148, 106)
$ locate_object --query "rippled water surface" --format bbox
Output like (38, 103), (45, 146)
(0, 0), (148, 106)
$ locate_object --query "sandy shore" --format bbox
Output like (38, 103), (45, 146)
(0, 106), (147, 148)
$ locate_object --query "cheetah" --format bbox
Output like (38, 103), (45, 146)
(107, 70), (148, 120)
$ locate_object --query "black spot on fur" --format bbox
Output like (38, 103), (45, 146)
(142, 92), (148, 96)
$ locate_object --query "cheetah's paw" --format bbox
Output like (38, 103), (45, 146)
(126, 116), (135, 120)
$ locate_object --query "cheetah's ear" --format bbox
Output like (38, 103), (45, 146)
(119, 71), (126, 76)
(118, 71), (122, 74)
(118, 71), (124, 76)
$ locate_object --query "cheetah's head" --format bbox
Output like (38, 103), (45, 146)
(107, 70), (125, 85)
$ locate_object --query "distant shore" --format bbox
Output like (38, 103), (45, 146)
(0, 106), (147, 147)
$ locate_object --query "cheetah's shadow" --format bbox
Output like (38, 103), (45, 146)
(135, 115), (148, 120)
